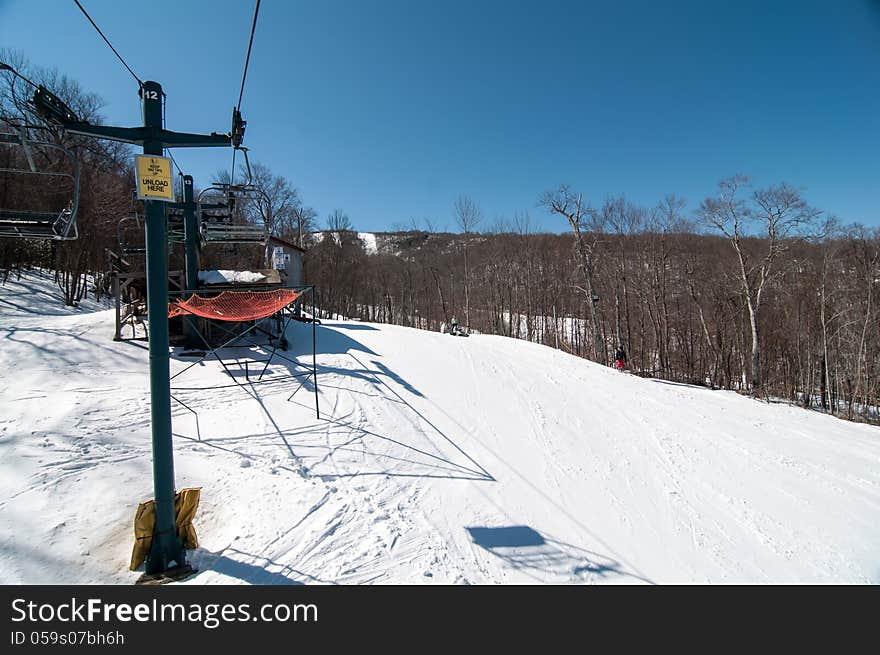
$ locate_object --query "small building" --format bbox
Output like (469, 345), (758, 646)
(267, 235), (306, 287)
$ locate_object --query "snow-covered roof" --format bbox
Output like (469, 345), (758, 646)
(198, 270), (266, 285)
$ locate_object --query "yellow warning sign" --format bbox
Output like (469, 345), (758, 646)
(135, 155), (174, 202)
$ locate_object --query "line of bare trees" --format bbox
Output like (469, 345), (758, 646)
(305, 185), (879, 425)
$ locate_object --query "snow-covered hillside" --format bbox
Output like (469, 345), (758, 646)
(1, 271), (878, 584)
(357, 232), (378, 255)
(313, 230), (430, 256)
(315, 230), (380, 254)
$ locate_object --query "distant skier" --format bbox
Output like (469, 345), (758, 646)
(450, 316), (459, 335)
(614, 345), (627, 372)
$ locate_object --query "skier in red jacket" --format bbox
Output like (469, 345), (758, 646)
(614, 345), (627, 372)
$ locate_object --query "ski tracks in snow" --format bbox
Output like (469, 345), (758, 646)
(3, 279), (879, 585)
(182, 342), (476, 584)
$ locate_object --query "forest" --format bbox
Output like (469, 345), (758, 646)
(305, 196), (879, 425)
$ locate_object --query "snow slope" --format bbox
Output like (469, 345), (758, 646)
(357, 232), (378, 255)
(1, 271), (879, 584)
(316, 231), (380, 254)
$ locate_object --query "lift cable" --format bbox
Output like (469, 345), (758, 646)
(230, 0), (261, 185)
(0, 61), (43, 125)
(72, 0), (143, 88)
(168, 151), (183, 176)
(237, 0), (262, 111)
(160, 92), (184, 176)
(0, 61), (40, 90)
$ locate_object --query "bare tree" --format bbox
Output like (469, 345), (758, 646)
(234, 161), (305, 263)
(293, 204), (318, 247)
(327, 209), (352, 232)
(698, 176), (819, 392)
(453, 195), (481, 329)
(540, 185), (607, 365)
(848, 225), (880, 418)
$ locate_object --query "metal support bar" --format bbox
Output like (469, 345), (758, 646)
(113, 274), (121, 341)
(181, 175), (200, 348)
(62, 123), (231, 149)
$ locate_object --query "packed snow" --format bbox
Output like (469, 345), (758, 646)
(1, 270), (879, 584)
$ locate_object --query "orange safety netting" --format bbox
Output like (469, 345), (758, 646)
(168, 289), (302, 322)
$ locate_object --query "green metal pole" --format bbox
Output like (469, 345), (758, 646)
(142, 80), (185, 574)
(182, 174), (200, 348)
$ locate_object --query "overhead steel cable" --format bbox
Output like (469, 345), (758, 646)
(168, 151), (183, 176)
(0, 61), (40, 90)
(69, 3), (182, 176)
(0, 61), (42, 122)
(72, 0), (143, 88)
(230, 0), (261, 185)
(160, 92), (184, 176)
(237, 0), (262, 112)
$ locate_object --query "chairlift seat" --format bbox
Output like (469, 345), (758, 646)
(0, 208), (77, 240)
(0, 129), (80, 240)
(196, 176), (268, 246)
(201, 222), (267, 245)
(117, 214), (146, 255)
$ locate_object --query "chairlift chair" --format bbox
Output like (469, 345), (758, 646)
(117, 213), (146, 255)
(200, 221), (267, 245)
(166, 206), (187, 244)
(197, 182), (267, 245)
(0, 128), (80, 240)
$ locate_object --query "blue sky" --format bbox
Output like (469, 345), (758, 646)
(2, 0), (878, 232)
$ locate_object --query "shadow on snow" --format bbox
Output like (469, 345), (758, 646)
(168, 320), (493, 482)
(465, 525), (654, 584)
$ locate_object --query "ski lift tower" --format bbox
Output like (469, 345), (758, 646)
(32, 80), (241, 581)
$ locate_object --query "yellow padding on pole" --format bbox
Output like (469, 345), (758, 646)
(129, 487), (201, 571)
(175, 487), (200, 550)
(129, 501), (155, 571)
